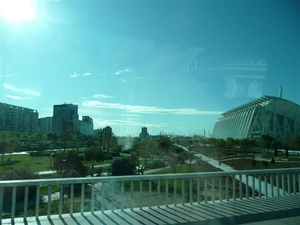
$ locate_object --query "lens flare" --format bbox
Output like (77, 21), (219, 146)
(0, 0), (36, 21)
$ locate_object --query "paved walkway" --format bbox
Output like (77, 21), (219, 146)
(177, 145), (286, 197)
(193, 152), (285, 196)
(4, 195), (300, 225)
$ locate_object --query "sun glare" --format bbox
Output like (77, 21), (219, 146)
(0, 0), (36, 22)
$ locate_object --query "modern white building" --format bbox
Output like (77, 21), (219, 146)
(212, 95), (300, 143)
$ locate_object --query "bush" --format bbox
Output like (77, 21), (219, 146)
(147, 160), (165, 169)
(1, 169), (41, 213)
(111, 152), (120, 157)
(104, 153), (113, 160)
(262, 161), (269, 167)
(122, 150), (131, 154)
(29, 150), (51, 157)
(110, 157), (136, 176)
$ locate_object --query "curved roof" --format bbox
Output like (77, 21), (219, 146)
(222, 96), (300, 121)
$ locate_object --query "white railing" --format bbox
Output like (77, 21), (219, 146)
(0, 168), (299, 223)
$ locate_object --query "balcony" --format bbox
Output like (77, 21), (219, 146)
(1, 168), (299, 224)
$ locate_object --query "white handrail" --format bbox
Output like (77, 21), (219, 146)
(0, 168), (299, 222)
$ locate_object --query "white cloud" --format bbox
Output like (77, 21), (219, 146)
(5, 95), (31, 100)
(93, 94), (114, 99)
(0, 74), (14, 78)
(3, 83), (18, 92)
(82, 100), (222, 116)
(114, 70), (122, 75)
(120, 114), (141, 118)
(114, 69), (132, 75)
(121, 78), (126, 83)
(82, 72), (92, 76)
(70, 73), (79, 78)
(93, 118), (166, 128)
(3, 83), (41, 97)
(23, 89), (41, 97)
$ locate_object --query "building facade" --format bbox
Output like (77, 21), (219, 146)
(39, 117), (53, 134)
(139, 127), (149, 139)
(212, 96), (300, 143)
(78, 116), (94, 136)
(0, 102), (38, 133)
(52, 103), (79, 134)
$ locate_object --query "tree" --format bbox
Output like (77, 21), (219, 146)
(103, 126), (114, 152)
(168, 152), (180, 173)
(94, 128), (104, 150)
(46, 132), (58, 147)
(287, 137), (300, 150)
(1, 168), (40, 213)
(178, 151), (189, 166)
(215, 138), (226, 148)
(282, 143), (289, 158)
(188, 151), (195, 167)
(131, 139), (149, 175)
(29, 133), (45, 142)
(73, 130), (83, 151)
(271, 139), (278, 157)
(259, 134), (274, 151)
(226, 137), (236, 149)
(0, 140), (7, 162)
(0, 139), (18, 162)
(84, 146), (105, 170)
(158, 136), (172, 155)
(53, 150), (87, 176)
(63, 168), (82, 196)
(110, 157), (136, 176)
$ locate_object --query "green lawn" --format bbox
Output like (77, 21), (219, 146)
(0, 154), (115, 177)
(0, 154), (51, 177)
(2, 198), (90, 219)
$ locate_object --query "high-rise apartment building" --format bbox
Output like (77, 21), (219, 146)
(78, 116), (94, 135)
(39, 117), (53, 134)
(52, 103), (79, 134)
(0, 102), (38, 133)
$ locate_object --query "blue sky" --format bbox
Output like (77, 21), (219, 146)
(0, 0), (299, 136)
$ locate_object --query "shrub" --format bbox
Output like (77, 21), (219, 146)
(104, 153), (113, 160)
(1, 169), (41, 213)
(147, 160), (165, 169)
(110, 157), (136, 176)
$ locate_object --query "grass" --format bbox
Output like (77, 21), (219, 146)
(229, 158), (300, 170)
(0, 153), (116, 177)
(40, 184), (61, 195)
(194, 145), (300, 170)
(2, 198), (91, 219)
(149, 163), (221, 175)
(0, 154), (51, 177)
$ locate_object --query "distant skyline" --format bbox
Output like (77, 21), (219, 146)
(0, 0), (299, 136)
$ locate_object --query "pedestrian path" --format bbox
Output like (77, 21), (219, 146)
(194, 152), (285, 196)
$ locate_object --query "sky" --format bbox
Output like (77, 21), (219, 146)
(0, 0), (299, 137)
